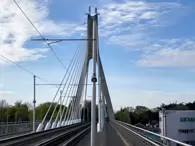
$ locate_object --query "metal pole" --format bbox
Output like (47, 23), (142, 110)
(96, 10), (103, 132)
(91, 16), (97, 146)
(33, 75), (36, 132)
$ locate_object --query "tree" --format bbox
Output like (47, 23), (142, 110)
(134, 106), (149, 114)
(14, 101), (30, 122)
(115, 108), (131, 124)
(6, 106), (17, 122)
(0, 100), (9, 122)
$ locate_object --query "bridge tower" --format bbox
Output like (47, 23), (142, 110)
(74, 7), (115, 146)
(35, 7), (114, 146)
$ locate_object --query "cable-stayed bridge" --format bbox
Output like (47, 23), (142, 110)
(0, 6), (192, 146)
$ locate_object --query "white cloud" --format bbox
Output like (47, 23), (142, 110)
(99, 1), (182, 37)
(108, 32), (150, 49)
(139, 11), (158, 19)
(98, 1), (194, 68)
(137, 39), (195, 67)
(0, 0), (82, 64)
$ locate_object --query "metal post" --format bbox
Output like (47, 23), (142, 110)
(162, 108), (167, 144)
(91, 15), (97, 146)
(33, 75), (36, 132)
(97, 19), (102, 132)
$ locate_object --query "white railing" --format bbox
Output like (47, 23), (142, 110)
(113, 120), (192, 146)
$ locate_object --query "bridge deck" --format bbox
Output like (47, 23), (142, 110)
(76, 121), (129, 146)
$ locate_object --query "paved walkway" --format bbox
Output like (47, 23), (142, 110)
(76, 121), (128, 146)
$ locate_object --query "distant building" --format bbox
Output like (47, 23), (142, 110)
(159, 109), (195, 145)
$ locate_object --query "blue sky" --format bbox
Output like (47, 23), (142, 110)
(1, 0), (195, 110)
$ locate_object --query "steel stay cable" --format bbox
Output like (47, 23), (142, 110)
(48, 43), (84, 123)
(79, 88), (85, 121)
(78, 82), (86, 121)
(72, 45), (88, 122)
(59, 42), (85, 121)
(72, 44), (88, 122)
(72, 84), (85, 122)
(41, 43), (81, 123)
(70, 44), (87, 123)
(57, 42), (85, 117)
(72, 75), (85, 122)
(60, 43), (85, 124)
(68, 60), (84, 123)
(64, 48), (86, 125)
(63, 47), (86, 124)
(13, 1), (87, 125)
(67, 46), (87, 124)
(66, 66), (82, 125)
(53, 43), (85, 123)
(72, 83), (84, 122)
(56, 50), (83, 124)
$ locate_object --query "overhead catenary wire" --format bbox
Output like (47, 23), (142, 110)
(14, 0), (87, 71)
(0, 54), (58, 88)
(14, 0), (65, 70)
(14, 0), (79, 71)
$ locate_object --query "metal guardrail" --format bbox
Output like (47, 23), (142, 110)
(111, 121), (159, 146)
(0, 122), (42, 136)
(0, 121), (45, 125)
(113, 120), (192, 146)
(0, 121), (53, 136)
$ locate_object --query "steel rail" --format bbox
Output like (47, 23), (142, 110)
(36, 124), (90, 146)
(0, 122), (89, 146)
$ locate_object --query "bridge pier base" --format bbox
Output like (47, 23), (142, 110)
(44, 122), (51, 130)
(36, 123), (44, 132)
(51, 121), (57, 129)
(57, 121), (62, 127)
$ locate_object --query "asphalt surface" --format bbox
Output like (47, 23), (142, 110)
(76, 121), (128, 146)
